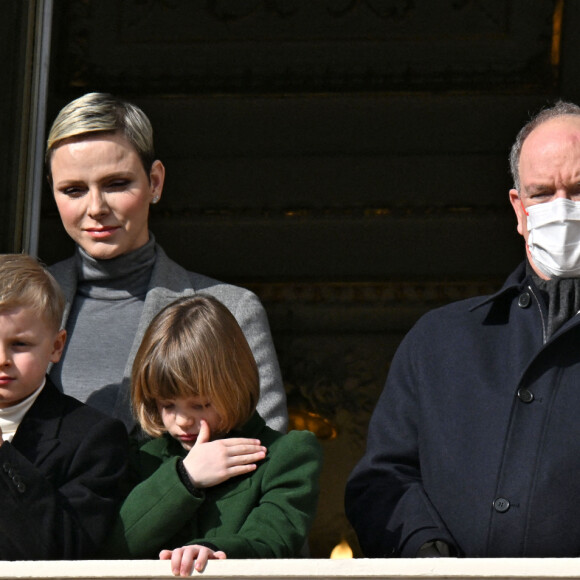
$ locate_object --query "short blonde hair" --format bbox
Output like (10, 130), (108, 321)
(132, 295), (260, 438)
(45, 92), (155, 182)
(0, 254), (65, 332)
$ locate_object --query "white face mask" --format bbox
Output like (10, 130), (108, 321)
(526, 198), (580, 278)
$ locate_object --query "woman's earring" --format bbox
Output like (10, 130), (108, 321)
(151, 195), (160, 204)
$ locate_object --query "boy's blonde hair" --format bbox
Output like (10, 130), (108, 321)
(45, 92), (155, 183)
(0, 254), (65, 332)
(132, 295), (260, 437)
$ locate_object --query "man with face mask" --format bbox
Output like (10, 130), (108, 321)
(345, 101), (580, 558)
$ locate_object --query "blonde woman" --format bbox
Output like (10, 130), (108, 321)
(45, 92), (287, 433)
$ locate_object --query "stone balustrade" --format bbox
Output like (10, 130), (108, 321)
(2, 559), (580, 580)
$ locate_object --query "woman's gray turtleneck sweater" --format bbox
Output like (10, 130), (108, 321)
(50, 238), (156, 416)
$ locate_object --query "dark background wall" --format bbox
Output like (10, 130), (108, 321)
(9, 0), (580, 557)
(0, 1), (34, 253)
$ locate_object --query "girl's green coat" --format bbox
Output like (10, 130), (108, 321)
(102, 413), (322, 558)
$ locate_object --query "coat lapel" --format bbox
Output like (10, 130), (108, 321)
(11, 380), (63, 466)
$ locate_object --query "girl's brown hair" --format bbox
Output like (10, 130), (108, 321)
(132, 295), (259, 437)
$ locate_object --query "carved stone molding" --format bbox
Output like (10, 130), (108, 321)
(246, 278), (502, 305)
(148, 204), (509, 218)
(53, 0), (558, 93)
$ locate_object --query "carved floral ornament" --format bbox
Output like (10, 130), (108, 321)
(203, 0), (415, 20)
(125, 0), (512, 23)
(60, 0), (555, 92)
(131, 0), (416, 20)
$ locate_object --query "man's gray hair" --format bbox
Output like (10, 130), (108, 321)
(509, 100), (580, 191)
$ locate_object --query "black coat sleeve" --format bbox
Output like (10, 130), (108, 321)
(0, 412), (129, 560)
(345, 325), (458, 557)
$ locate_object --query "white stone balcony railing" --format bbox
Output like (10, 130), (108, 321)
(3, 559), (580, 580)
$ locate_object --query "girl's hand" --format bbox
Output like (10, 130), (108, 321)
(182, 420), (266, 488)
(160, 545), (226, 576)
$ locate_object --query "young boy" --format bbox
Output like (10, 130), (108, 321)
(0, 254), (129, 559)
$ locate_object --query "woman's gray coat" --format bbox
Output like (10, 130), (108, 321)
(49, 244), (287, 432)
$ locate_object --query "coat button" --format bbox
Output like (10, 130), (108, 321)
(517, 388), (534, 403)
(493, 497), (510, 513)
(518, 292), (531, 308)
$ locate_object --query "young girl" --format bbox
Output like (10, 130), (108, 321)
(101, 295), (322, 575)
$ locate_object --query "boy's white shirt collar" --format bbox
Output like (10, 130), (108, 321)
(0, 378), (46, 442)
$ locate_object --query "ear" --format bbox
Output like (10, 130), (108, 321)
(50, 329), (67, 364)
(149, 160), (165, 203)
(509, 188), (526, 237)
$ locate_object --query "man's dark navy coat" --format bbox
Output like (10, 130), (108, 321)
(346, 262), (580, 557)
